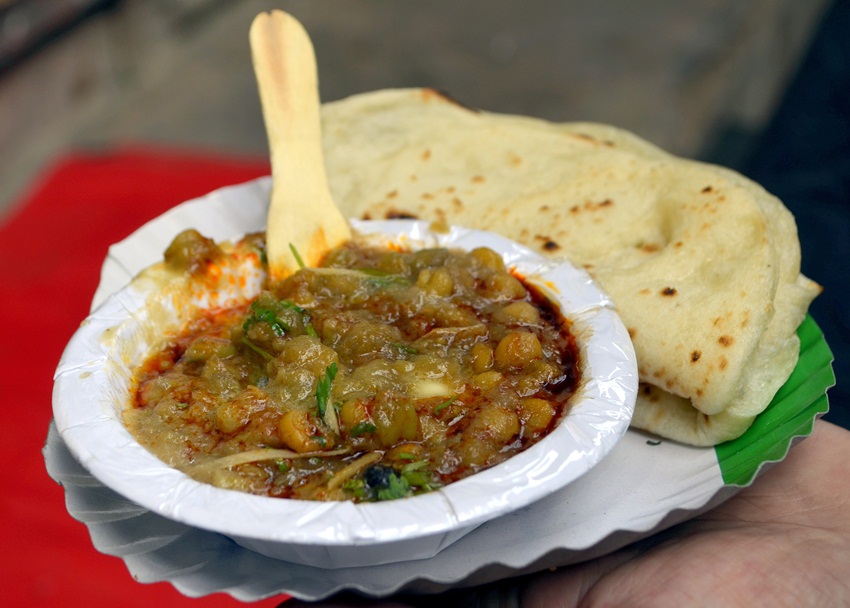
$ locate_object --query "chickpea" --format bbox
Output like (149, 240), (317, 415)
(276, 335), (337, 377)
(138, 376), (166, 406)
(483, 273), (527, 300)
(214, 402), (246, 434)
(417, 267), (455, 296)
(470, 246), (506, 272)
(214, 386), (267, 434)
(163, 228), (222, 273)
(270, 366), (316, 403)
(376, 252), (410, 275)
(373, 399), (419, 447)
(469, 343), (494, 373)
(456, 440), (491, 468)
(451, 266), (476, 290)
(321, 246), (360, 268)
(322, 272), (361, 296)
(278, 410), (329, 453)
(185, 337), (236, 362)
(337, 321), (403, 366)
(517, 397), (556, 434)
(201, 357), (240, 399)
(434, 303), (479, 327)
(420, 423), (452, 461)
(339, 399), (372, 434)
(412, 248), (449, 270)
(472, 370), (504, 390)
(471, 406), (521, 443)
(320, 316), (346, 347)
(458, 406), (520, 467)
(342, 359), (398, 400)
(497, 301), (541, 325)
(514, 359), (561, 396)
(494, 331), (543, 371)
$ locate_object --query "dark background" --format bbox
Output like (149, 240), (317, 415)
(726, 0), (848, 429)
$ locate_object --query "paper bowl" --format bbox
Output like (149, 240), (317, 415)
(53, 218), (637, 568)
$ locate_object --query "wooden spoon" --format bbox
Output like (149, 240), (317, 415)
(250, 10), (351, 280)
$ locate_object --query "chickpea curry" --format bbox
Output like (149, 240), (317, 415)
(127, 230), (580, 502)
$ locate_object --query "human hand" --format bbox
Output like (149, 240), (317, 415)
(284, 420), (850, 608)
(521, 419), (850, 607)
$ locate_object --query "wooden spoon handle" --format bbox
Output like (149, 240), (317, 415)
(250, 10), (351, 279)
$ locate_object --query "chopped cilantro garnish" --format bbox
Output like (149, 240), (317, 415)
(243, 301), (290, 336)
(402, 461), (438, 492)
(305, 322), (319, 338)
(316, 362), (338, 418)
(276, 300), (319, 338)
(240, 336), (274, 360)
(376, 471), (412, 501)
(401, 459), (429, 472)
(279, 300), (309, 315)
(343, 478), (367, 499)
(280, 300), (317, 338)
(391, 342), (419, 356)
(289, 243), (306, 269)
(402, 470), (431, 487)
(356, 268), (410, 287)
(358, 462), (437, 501)
(433, 395), (457, 414)
(350, 421), (377, 437)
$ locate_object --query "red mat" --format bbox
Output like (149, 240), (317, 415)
(0, 146), (292, 607)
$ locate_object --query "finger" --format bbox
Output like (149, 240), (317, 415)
(699, 420), (850, 532)
(521, 545), (642, 608)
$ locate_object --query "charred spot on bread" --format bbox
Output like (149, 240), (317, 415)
(385, 209), (419, 220)
(534, 235), (561, 251)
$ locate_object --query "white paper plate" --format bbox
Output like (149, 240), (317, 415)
(52, 177), (640, 571)
(44, 418), (735, 601)
(44, 178), (811, 601)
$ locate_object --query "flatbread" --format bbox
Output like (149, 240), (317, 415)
(319, 88), (821, 446)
